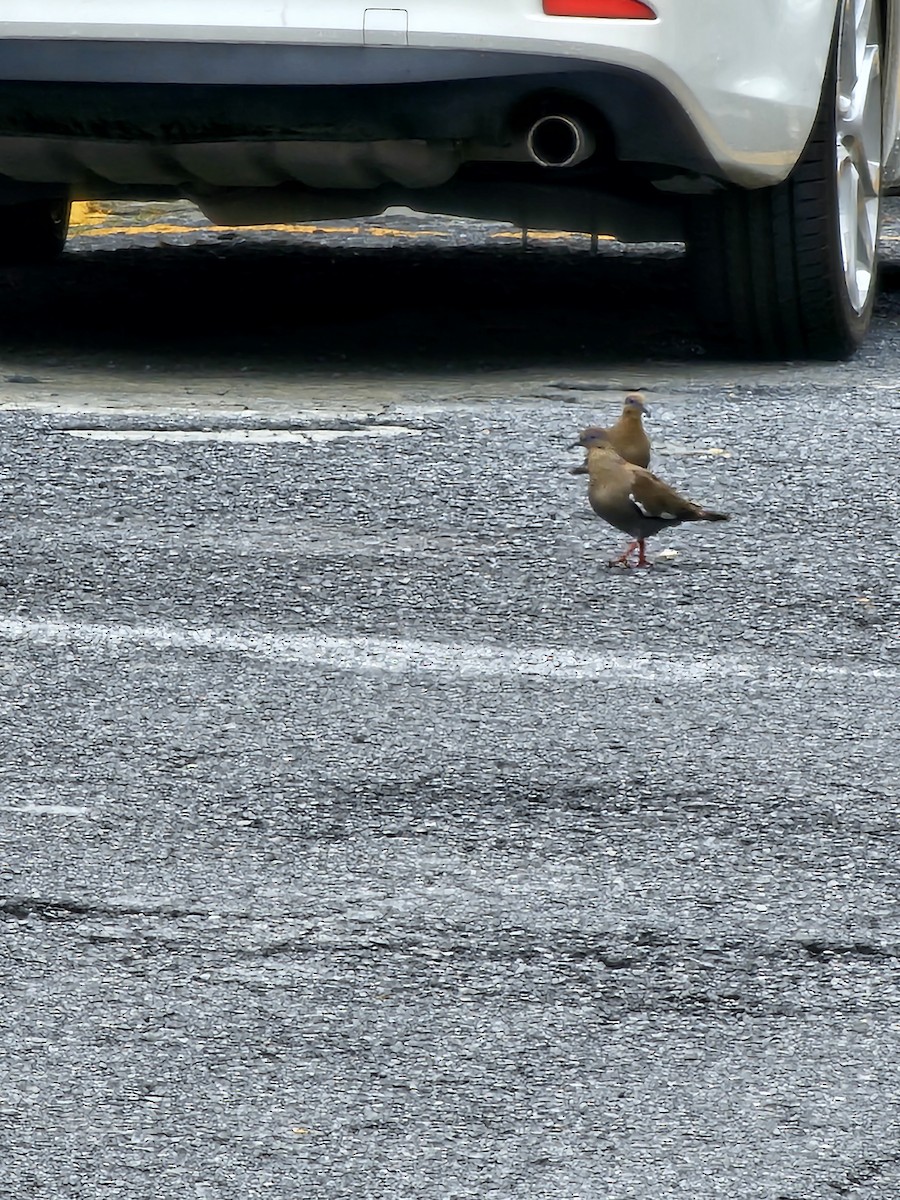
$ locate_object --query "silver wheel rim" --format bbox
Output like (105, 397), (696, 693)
(836, 0), (882, 315)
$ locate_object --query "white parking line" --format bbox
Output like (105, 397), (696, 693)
(0, 615), (748, 682)
(0, 804), (91, 816)
(62, 425), (422, 444)
(0, 616), (892, 683)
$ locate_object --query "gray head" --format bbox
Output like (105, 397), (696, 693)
(567, 426), (616, 452)
(623, 392), (651, 416)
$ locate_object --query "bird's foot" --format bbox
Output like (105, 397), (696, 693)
(608, 540), (652, 569)
(608, 539), (642, 568)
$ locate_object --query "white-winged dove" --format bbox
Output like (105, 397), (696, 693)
(570, 428), (729, 567)
(570, 392), (651, 475)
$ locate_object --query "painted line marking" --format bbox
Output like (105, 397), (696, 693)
(0, 616), (892, 683)
(61, 425), (422, 444)
(0, 615), (748, 682)
(0, 804), (91, 816)
(656, 443), (733, 458)
(68, 221), (614, 243)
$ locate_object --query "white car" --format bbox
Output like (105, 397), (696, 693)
(0, 0), (888, 358)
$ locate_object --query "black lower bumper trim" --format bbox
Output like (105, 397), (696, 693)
(0, 41), (717, 178)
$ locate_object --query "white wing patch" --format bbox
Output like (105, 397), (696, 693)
(629, 492), (678, 522)
(628, 491), (653, 518)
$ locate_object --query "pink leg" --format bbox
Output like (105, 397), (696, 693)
(635, 540), (651, 567)
(609, 539), (640, 567)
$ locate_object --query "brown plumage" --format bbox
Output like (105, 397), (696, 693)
(570, 392), (651, 475)
(571, 429), (728, 567)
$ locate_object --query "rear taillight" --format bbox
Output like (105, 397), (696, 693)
(542, 0), (656, 17)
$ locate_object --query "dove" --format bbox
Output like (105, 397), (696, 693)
(570, 428), (728, 567)
(570, 392), (651, 475)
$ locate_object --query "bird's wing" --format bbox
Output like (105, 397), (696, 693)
(626, 469), (702, 521)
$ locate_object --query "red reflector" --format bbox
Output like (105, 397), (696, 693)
(543, 0), (655, 16)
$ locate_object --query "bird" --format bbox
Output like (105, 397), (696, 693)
(570, 391), (651, 475)
(569, 428), (728, 567)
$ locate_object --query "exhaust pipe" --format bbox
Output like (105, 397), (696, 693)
(526, 114), (595, 168)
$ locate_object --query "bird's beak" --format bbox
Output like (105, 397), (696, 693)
(642, 405), (652, 418)
(566, 438), (582, 450)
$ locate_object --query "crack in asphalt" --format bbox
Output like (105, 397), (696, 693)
(826, 1151), (900, 1195)
(0, 896), (209, 921)
(3, 897), (895, 967)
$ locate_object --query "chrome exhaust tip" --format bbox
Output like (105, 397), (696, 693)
(526, 114), (596, 168)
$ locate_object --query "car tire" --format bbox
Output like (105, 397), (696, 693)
(0, 198), (72, 266)
(687, 0), (883, 360)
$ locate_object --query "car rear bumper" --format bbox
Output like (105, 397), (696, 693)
(0, 45), (717, 181)
(0, 0), (837, 189)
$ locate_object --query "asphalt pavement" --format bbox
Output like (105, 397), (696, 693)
(0, 203), (899, 1199)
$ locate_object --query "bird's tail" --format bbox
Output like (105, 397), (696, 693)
(698, 509), (729, 522)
